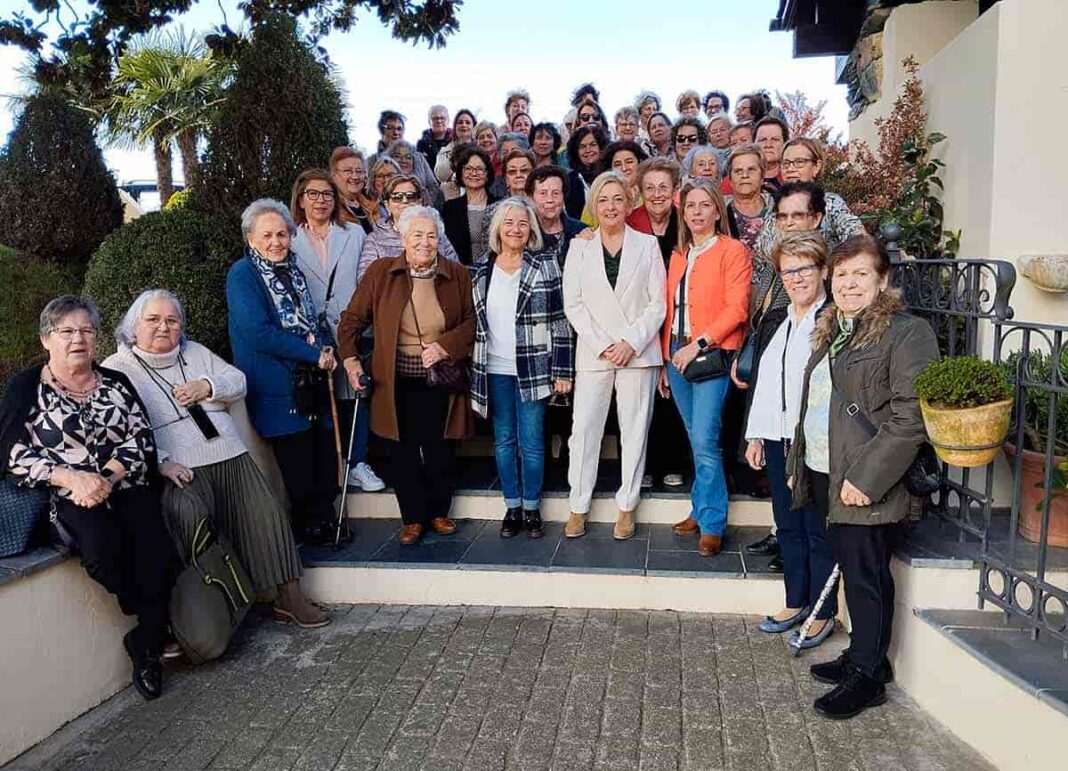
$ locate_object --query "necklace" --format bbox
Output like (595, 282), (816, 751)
(45, 365), (98, 399)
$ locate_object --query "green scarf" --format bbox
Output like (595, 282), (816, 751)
(828, 310), (855, 359)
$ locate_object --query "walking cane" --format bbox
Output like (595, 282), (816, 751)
(790, 563), (841, 657)
(334, 373), (372, 549)
(327, 374), (344, 485)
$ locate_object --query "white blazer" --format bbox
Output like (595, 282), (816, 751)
(562, 226), (667, 372)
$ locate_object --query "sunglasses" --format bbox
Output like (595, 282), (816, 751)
(676, 134), (699, 144)
(578, 113), (599, 123)
(388, 192), (421, 203)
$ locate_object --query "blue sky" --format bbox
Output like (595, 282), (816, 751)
(0, 0), (847, 183)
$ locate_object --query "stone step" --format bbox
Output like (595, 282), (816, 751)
(345, 489), (775, 527)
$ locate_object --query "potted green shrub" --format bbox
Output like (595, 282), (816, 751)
(915, 356), (1013, 467)
(1002, 349), (1068, 547)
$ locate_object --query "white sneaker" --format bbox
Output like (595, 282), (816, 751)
(348, 462), (386, 491)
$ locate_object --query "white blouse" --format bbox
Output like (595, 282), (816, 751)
(486, 264), (522, 376)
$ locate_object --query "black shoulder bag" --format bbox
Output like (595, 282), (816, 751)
(292, 263), (339, 416)
(677, 259), (728, 382)
(828, 361), (941, 497)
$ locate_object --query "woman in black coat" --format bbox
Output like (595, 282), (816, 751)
(441, 145), (500, 264)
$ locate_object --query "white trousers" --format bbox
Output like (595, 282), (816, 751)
(568, 367), (658, 514)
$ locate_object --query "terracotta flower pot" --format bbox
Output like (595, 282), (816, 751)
(1004, 443), (1068, 548)
(920, 398), (1013, 468)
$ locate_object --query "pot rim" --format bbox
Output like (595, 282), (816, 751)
(920, 397), (1014, 413)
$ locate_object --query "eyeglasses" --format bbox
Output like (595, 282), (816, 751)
(781, 264), (818, 281)
(775, 211), (816, 224)
(642, 183), (674, 196)
(578, 113), (598, 123)
(781, 157), (817, 170)
(388, 192), (421, 203)
(142, 316), (182, 329)
(616, 121), (638, 130)
(303, 189), (335, 201)
(462, 165), (487, 176)
(676, 134), (699, 144)
(53, 327), (97, 340)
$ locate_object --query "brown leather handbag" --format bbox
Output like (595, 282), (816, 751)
(408, 293), (469, 394)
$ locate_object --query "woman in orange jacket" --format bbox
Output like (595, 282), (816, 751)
(659, 178), (752, 555)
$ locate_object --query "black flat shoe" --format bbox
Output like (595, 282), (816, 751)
(523, 509), (544, 539)
(500, 507), (523, 538)
(745, 533), (780, 556)
(811, 653), (894, 685)
(767, 554), (784, 573)
(814, 667), (886, 720)
(123, 631), (162, 701)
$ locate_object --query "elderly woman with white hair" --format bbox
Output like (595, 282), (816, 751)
(563, 171), (666, 541)
(103, 290), (326, 628)
(337, 206), (475, 546)
(469, 197), (574, 539)
(682, 145), (722, 186)
(226, 199), (339, 548)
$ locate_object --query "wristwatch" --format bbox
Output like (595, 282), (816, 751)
(696, 336), (710, 351)
(100, 467), (118, 484)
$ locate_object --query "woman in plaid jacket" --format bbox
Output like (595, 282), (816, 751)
(469, 197), (575, 539)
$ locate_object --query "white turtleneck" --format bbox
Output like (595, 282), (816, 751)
(103, 341), (248, 469)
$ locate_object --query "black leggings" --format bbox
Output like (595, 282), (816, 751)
(268, 422), (340, 533)
(55, 484), (178, 655)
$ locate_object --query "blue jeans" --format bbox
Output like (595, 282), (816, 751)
(665, 345), (730, 536)
(766, 441), (838, 619)
(488, 374), (547, 510)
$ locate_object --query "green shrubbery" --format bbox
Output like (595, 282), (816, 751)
(83, 208), (242, 358)
(0, 246), (85, 387)
(0, 93), (123, 263)
(915, 356), (1013, 409)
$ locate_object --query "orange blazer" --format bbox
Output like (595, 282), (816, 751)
(661, 235), (752, 358)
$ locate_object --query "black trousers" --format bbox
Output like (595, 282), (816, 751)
(268, 421), (340, 533)
(390, 376), (455, 525)
(55, 485), (178, 656)
(721, 382), (765, 494)
(826, 504), (897, 677)
(646, 389), (693, 479)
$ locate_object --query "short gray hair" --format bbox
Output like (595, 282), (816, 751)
(614, 106), (639, 124)
(708, 113), (733, 131)
(634, 91), (661, 111)
(487, 197), (543, 255)
(39, 295), (100, 336)
(396, 205), (445, 242)
(682, 145), (721, 181)
(428, 104), (448, 119)
(497, 132), (529, 151)
(115, 289), (186, 347)
(241, 199), (297, 240)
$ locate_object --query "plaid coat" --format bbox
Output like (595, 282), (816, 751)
(469, 251), (575, 417)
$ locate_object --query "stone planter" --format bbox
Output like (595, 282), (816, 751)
(1018, 254), (1068, 293)
(1004, 444), (1068, 548)
(920, 398), (1012, 467)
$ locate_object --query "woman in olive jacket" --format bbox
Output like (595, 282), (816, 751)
(787, 234), (938, 721)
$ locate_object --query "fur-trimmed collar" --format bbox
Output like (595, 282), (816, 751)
(812, 289), (904, 351)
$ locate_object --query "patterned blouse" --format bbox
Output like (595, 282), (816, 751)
(7, 372), (154, 498)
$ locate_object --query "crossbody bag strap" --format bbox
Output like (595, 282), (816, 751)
(828, 356), (878, 438)
(407, 277), (425, 348)
(324, 261), (340, 306)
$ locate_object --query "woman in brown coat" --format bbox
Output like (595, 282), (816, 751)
(338, 206), (475, 545)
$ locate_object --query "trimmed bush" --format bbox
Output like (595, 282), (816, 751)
(0, 245), (85, 388)
(189, 13), (349, 228)
(83, 209), (242, 358)
(915, 356), (1013, 409)
(0, 93), (123, 263)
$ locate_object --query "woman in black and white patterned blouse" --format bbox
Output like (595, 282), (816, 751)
(0, 296), (177, 701)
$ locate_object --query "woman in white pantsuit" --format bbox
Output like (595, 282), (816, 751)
(562, 171), (667, 540)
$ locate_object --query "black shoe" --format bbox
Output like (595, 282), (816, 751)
(500, 507), (523, 538)
(811, 653), (894, 685)
(745, 533), (780, 556)
(766, 554), (784, 573)
(123, 631), (162, 701)
(814, 667), (887, 720)
(523, 509), (544, 539)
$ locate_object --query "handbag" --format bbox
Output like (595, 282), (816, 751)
(0, 475), (49, 558)
(292, 362), (330, 415)
(408, 283), (469, 394)
(829, 364), (942, 497)
(169, 518), (253, 665)
(675, 259), (728, 383)
(735, 280), (785, 385)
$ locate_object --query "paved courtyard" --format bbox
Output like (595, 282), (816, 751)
(11, 605), (992, 771)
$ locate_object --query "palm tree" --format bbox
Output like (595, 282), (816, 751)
(105, 29), (230, 205)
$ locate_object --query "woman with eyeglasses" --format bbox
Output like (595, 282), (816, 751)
(289, 169), (385, 495)
(383, 139), (441, 207)
(434, 108), (477, 201)
(360, 175), (460, 282)
(474, 121), (502, 178)
(563, 124), (608, 220)
(646, 112), (673, 158)
(442, 145), (501, 264)
(670, 118), (706, 165)
(330, 146), (376, 235)
(368, 156), (402, 219)
(740, 233), (833, 647)
(2, 296), (179, 700)
(575, 101), (610, 135)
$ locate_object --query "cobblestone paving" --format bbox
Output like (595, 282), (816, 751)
(12, 605), (993, 771)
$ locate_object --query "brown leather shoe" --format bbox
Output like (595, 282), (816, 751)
(698, 534), (722, 556)
(672, 517), (699, 535)
(429, 517), (457, 535)
(398, 523), (424, 545)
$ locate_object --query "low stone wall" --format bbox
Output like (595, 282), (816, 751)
(0, 550), (132, 766)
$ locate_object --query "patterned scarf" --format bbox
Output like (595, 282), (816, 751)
(247, 247), (330, 344)
(828, 309), (855, 359)
(409, 257), (439, 279)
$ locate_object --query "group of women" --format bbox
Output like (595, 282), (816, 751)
(0, 89), (936, 721)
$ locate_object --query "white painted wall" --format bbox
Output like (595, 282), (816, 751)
(0, 561), (132, 766)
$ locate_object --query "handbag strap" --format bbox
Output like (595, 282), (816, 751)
(407, 278), (426, 349)
(828, 357), (878, 439)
